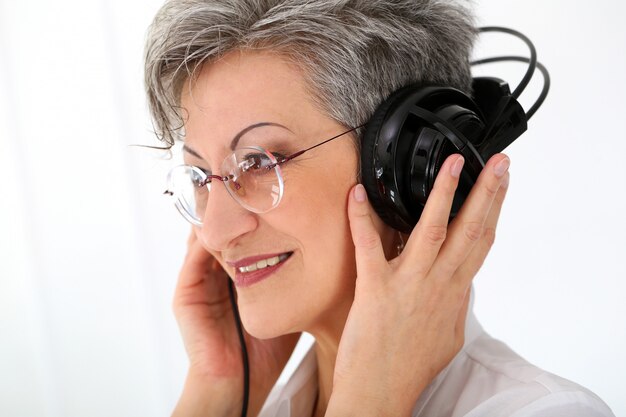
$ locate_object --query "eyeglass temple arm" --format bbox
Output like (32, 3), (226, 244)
(269, 124), (365, 168)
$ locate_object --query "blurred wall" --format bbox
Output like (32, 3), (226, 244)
(0, 0), (624, 416)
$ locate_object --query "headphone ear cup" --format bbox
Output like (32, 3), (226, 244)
(362, 84), (487, 233)
(404, 128), (480, 223)
(407, 123), (484, 222)
(418, 137), (482, 220)
(406, 127), (451, 217)
(361, 86), (418, 233)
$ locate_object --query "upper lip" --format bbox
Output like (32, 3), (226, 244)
(225, 252), (292, 268)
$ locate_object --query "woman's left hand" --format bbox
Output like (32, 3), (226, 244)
(327, 153), (511, 417)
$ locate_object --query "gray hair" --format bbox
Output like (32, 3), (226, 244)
(144, 0), (476, 147)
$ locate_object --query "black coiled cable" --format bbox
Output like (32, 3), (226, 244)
(228, 280), (249, 417)
(472, 27), (551, 120)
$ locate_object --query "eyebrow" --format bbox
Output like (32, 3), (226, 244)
(182, 122), (292, 160)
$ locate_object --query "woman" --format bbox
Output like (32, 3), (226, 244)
(144, 1), (615, 416)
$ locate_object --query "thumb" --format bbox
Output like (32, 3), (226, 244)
(348, 184), (387, 279)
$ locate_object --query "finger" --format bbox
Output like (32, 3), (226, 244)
(453, 171), (510, 283)
(348, 184), (387, 278)
(186, 227), (197, 250)
(399, 154), (464, 275)
(178, 236), (219, 286)
(454, 285), (472, 343)
(430, 154), (510, 279)
(174, 231), (229, 309)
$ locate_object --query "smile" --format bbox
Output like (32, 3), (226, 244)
(238, 253), (291, 273)
(232, 252), (293, 288)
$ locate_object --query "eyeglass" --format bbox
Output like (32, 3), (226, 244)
(164, 124), (364, 226)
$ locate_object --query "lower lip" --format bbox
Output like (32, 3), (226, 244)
(233, 254), (291, 288)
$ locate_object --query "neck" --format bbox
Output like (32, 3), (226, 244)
(307, 231), (400, 416)
(312, 337), (339, 417)
(308, 302), (351, 417)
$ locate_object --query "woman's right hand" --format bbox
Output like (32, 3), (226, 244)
(172, 230), (300, 417)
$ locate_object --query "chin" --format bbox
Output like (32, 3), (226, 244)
(238, 301), (297, 339)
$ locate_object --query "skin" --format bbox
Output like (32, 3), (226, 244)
(171, 49), (510, 417)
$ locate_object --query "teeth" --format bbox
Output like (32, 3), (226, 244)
(238, 253), (289, 273)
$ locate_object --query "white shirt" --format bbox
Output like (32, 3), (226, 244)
(258, 300), (615, 417)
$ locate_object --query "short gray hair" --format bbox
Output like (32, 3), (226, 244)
(145, 0), (476, 147)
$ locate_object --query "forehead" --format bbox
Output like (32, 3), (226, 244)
(180, 50), (320, 147)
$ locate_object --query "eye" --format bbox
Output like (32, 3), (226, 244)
(271, 151), (287, 162)
(190, 167), (209, 186)
(240, 153), (277, 172)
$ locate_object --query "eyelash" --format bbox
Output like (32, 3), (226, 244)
(271, 151), (288, 162)
(187, 150), (288, 174)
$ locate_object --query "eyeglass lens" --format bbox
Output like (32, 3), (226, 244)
(168, 146), (284, 225)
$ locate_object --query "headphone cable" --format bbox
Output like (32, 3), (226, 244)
(228, 279), (250, 417)
(477, 26), (538, 99)
(471, 55), (550, 120)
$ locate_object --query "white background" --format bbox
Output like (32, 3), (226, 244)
(1, 0), (624, 416)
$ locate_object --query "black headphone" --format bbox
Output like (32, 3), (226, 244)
(360, 26), (551, 233)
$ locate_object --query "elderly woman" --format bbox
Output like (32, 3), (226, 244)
(144, 1), (614, 416)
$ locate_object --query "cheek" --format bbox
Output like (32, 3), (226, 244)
(241, 191), (356, 336)
(239, 150), (360, 336)
(285, 163), (354, 246)
(285, 163), (358, 297)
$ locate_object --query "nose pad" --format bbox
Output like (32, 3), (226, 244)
(197, 179), (258, 252)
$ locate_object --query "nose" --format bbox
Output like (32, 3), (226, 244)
(197, 179), (258, 252)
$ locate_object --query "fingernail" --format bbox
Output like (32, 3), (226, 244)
(494, 157), (510, 178)
(501, 173), (510, 188)
(354, 184), (367, 202)
(451, 156), (465, 178)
